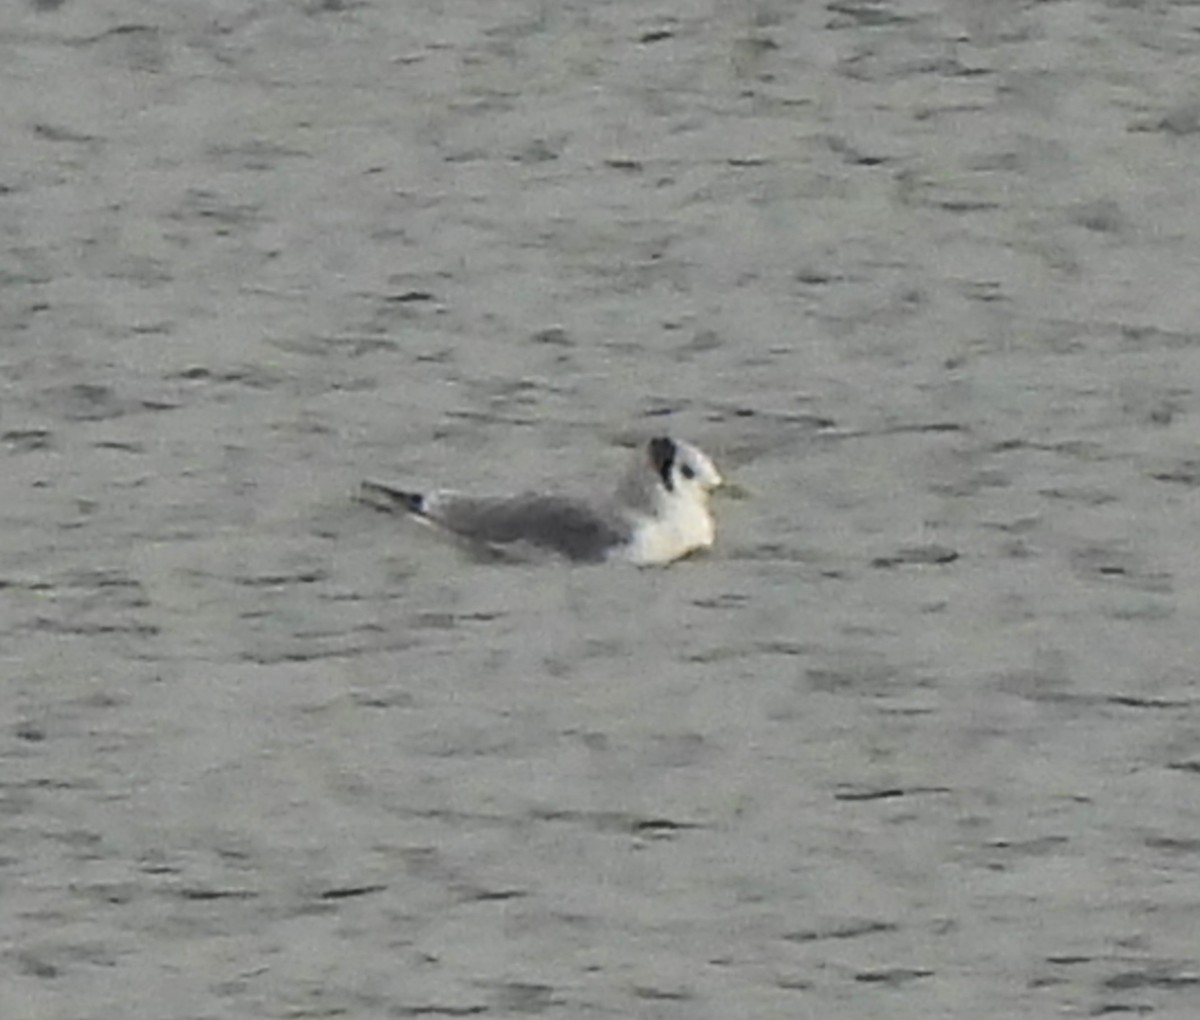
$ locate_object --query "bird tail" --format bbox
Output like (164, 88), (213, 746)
(358, 480), (426, 516)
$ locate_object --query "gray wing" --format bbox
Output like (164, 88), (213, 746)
(432, 493), (630, 562)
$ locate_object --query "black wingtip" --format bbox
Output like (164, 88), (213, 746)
(359, 481), (426, 515)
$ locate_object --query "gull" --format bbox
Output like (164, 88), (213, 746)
(360, 436), (724, 565)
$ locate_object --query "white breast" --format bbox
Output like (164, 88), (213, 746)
(618, 496), (716, 565)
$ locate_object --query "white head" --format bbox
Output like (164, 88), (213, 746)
(647, 436), (723, 501)
(612, 436), (724, 563)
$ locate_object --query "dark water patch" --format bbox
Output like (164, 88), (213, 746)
(676, 328), (723, 354)
(1039, 486), (1117, 506)
(229, 568), (328, 587)
(935, 198), (1001, 213)
(3, 428), (52, 451)
(32, 123), (98, 144)
(31, 617), (159, 637)
(174, 188), (264, 229)
(785, 919), (898, 942)
(318, 883), (387, 901)
(92, 440), (144, 453)
(529, 808), (703, 838)
(1130, 102), (1200, 137)
(454, 886), (526, 904)
(350, 688), (418, 710)
(207, 139), (313, 169)
(1069, 547), (1170, 594)
(1143, 835), (1200, 854)
(726, 543), (813, 563)
(834, 785), (951, 802)
(270, 334), (398, 358)
(1149, 460), (1200, 486)
(692, 593), (749, 609)
(15, 722), (47, 742)
(1118, 324), (1200, 350)
(757, 641), (811, 656)
(43, 383), (124, 422)
(444, 409), (538, 427)
(75, 882), (140, 905)
(706, 409), (838, 435)
(175, 887), (259, 901)
(985, 836), (1069, 857)
(241, 637), (418, 665)
(806, 659), (897, 694)
(871, 544), (959, 568)
(854, 967), (933, 984)
(530, 325), (571, 345)
(825, 421), (964, 444)
(15, 951), (59, 979)
(633, 984), (692, 1001)
(384, 290), (436, 304)
(168, 364), (287, 388)
(827, 1), (913, 29)
(688, 641), (812, 664)
(1070, 199), (1125, 234)
(991, 437), (1108, 459)
(66, 24), (158, 46)
(1104, 695), (1194, 710)
(485, 981), (556, 1013)
(304, 0), (370, 13)
(1101, 966), (1200, 992)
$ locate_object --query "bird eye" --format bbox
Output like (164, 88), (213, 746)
(680, 464), (696, 480)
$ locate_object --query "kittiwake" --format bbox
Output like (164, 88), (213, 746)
(360, 436), (724, 566)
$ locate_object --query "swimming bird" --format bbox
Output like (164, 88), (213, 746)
(360, 436), (724, 565)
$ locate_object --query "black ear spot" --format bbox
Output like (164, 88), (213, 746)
(648, 436), (677, 491)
